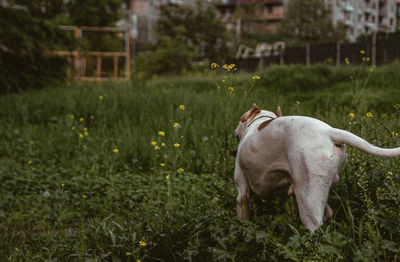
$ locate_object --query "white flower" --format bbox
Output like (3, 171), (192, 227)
(43, 191), (50, 198)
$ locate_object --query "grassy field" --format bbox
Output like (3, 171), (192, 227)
(1, 63), (400, 261)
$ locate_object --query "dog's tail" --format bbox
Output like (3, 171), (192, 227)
(329, 128), (400, 158)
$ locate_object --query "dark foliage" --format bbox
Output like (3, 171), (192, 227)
(0, 7), (67, 93)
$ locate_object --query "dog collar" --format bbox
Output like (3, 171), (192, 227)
(247, 115), (275, 128)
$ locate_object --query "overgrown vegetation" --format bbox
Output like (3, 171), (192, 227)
(1, 63), (399, 261)
(135, 3), (230, 79)
(0, 0), (123, 93)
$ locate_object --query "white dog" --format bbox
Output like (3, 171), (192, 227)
(234, 104), (400, 233)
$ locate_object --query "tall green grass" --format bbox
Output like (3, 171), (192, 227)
(1, 63), (399, 261)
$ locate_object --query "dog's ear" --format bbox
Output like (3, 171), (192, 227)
(240, 103), (261, 122)
(275, 106), (282, 117)
(252, 103), (260, 111)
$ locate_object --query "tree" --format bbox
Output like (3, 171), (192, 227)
(279, 0), (346, 65)
(156, 3), (230, 61)
(279, 0), (346, 44)
(135, 3), (231, 78)
(135, 28), (199, 79)
(0, 6), (67, 93)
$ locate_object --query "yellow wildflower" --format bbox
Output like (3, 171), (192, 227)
(113, 148), (119, 153)
(61, 183), (65, 187)
(252, 75), (261, 80)
(161, 142), (166, 147)
(360, 50), (365, 54)
(72, 126), (76, 130)
(174, 143), (180, 148)
(166, 174), (170, 179)
(28, 160), (32, 165)
(179, 104), (185, 110)
(365, 112), (373, 118)
(160, 163), (165, 167)
(82, 194), (87, 199)
(158, 131), (165, 136)
(137, 260), (141, 262)
(139, 241), (147, 247)
(223, 63), (235, 72)
(30, 140), (35, 144)
(98, 95), (104, 100)
(151, 141), (157, 146)
(345, 58), (350, 64)
(125, 252), (132, 256)
(228, 87), (234, 92)
(177, 168), (184, 173)
(210, 62), (219, 68)
(79, 117), (84, 122)
(173, 122), (181, 129)
(79, 133), (84, 139)
(154, 145), (160, 150)
(84, 131), (89, 136)
(381, 114), (387, 119)
(348, 113), (355, 118)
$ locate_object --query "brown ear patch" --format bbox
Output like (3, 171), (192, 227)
(249, 109), (261, 121)
(240, 104), (261, 122)
(258, 119), (274, 131)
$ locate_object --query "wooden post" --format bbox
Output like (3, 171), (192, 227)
(81, 57), (87, 78)
(371, 31), (377, 66)
(236, 18), (241, 42)
(336, 41), (341, 67)
(258, 57), (264, 71)
(113, 55), (119, 80)
(74, 27), (82, 79)
(96, 56), (102, 80)
(66, 56), (72, 78)
(125, 29), (130, 79)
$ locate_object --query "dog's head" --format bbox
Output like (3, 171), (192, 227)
(234, 104), (282, 140)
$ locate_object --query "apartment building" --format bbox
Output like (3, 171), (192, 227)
(324, 0), (399, 42)
(216, 0), (400, 42)
(215, 0), (286, 36)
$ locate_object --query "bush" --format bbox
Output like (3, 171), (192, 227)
(135, 33), (199, 80)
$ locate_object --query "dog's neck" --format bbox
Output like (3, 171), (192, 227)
(247, 115), (275, 128)
(246, 110), (277, 128)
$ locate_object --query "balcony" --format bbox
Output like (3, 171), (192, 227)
(258, 12), (284, 20)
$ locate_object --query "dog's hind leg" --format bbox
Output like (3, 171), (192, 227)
(234, 164), (251, 221)
(290, 165), (333, 234)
